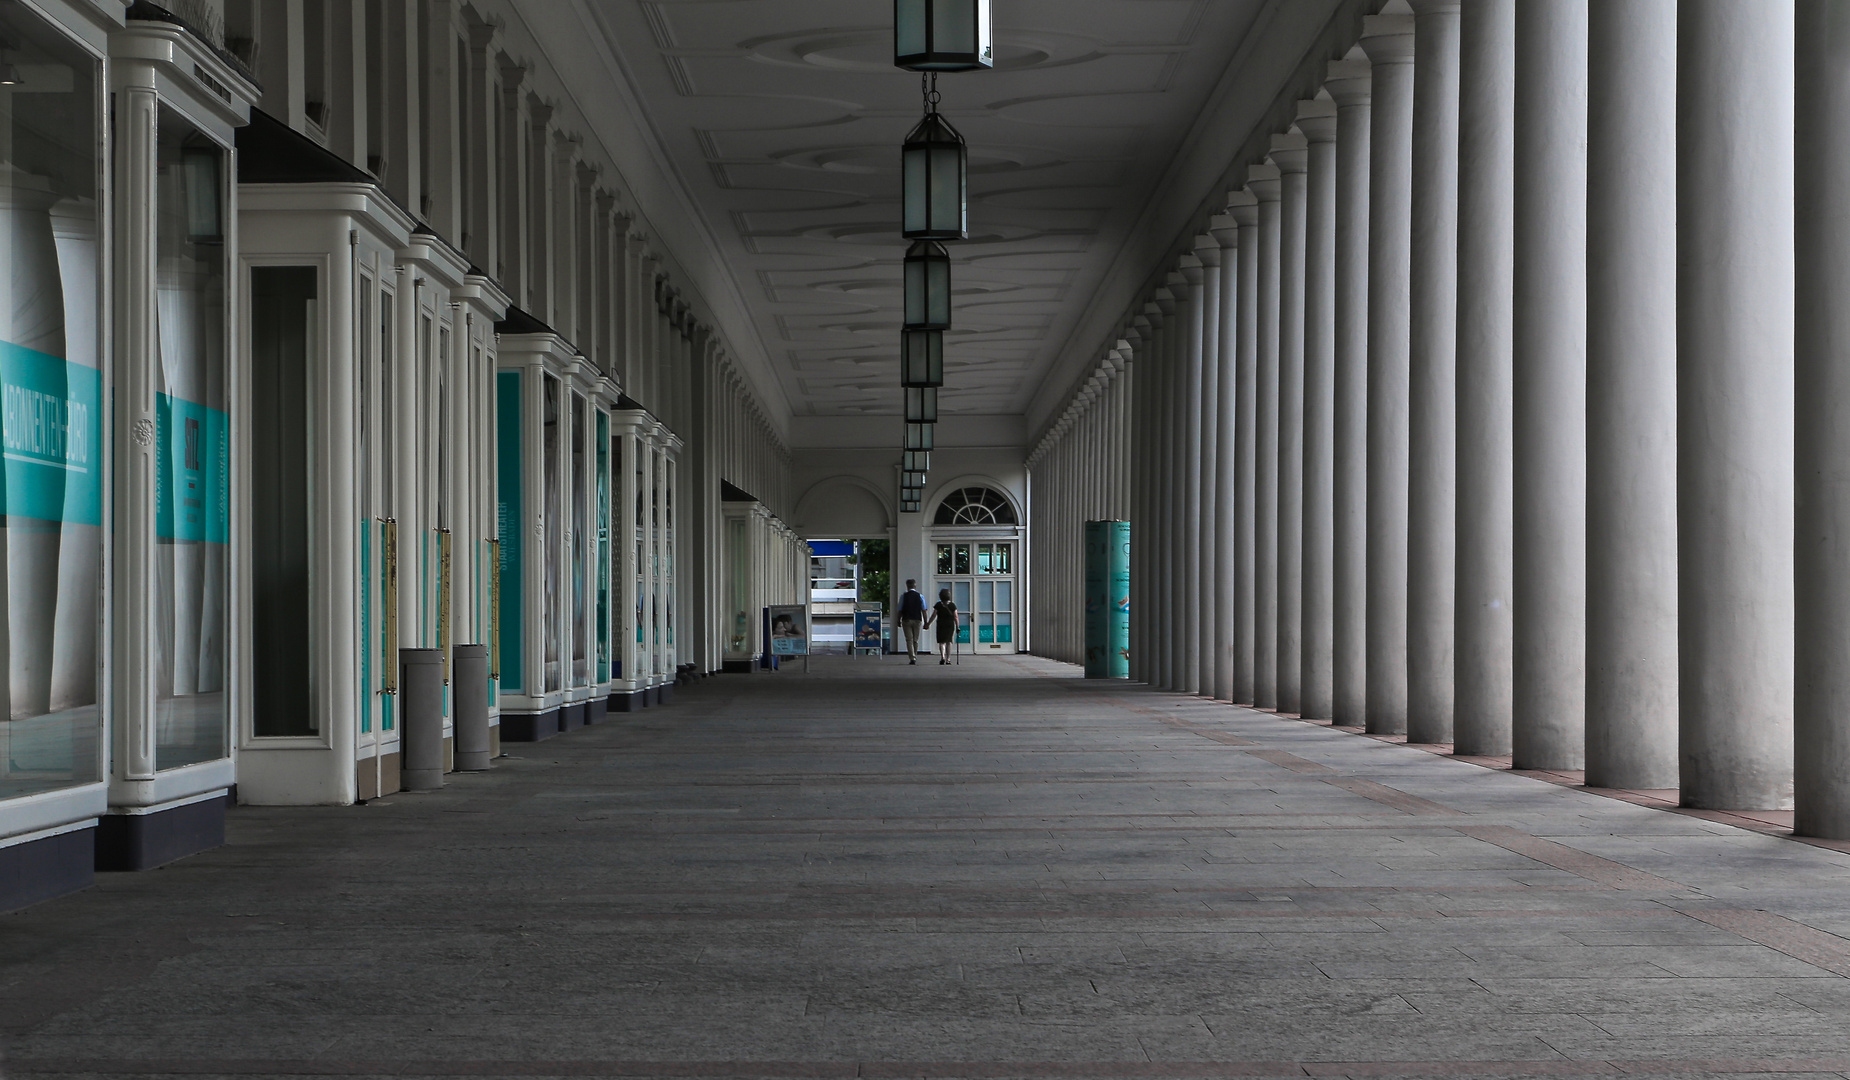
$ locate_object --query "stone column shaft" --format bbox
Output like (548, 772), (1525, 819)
(1326, 59), (1371, 726)
(1196, 238), (1223, 698)
(1586, 0), (1679, 788)
(1512, 0), (1588, 769)
(1212, 215), (1239, 702)
(1361, 15), (1415, 736)
(1299, 99), (1338, 721)
(1251, 164), (1282, 711)
(1796, 0), (1850, 837)
(1678, 0), (1795, 809)
(1453, 0), (1515, 756)
(1232, 192), (1260, 705)
(1407, 0), (1460, 745)
(1180, 259), (1206, 694)
(1274, 134), (1309, 715)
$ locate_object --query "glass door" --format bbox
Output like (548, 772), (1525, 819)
(934, 540), (1016, 651)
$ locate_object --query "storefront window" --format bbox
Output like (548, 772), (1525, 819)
(570, 392), (586, 686)
(0, 8), (102, 796)
(154, 108), (229, 771)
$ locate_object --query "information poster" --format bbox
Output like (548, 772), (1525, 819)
(768, 604), (808, 656)
(853, 610), (882, 651)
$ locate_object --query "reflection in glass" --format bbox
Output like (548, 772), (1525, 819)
(0, 6), (101, 795)
(542, 374), (560, 693)
(154, 108), (228, 770)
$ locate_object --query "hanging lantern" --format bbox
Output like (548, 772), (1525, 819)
(905, 386), (938, 423)
(903, 104), (967, 241)
(901, 329), (944, 388)
(894, 0), (994, 71)
(903, 449), (931, 472)
(904, 240), (952, 330)
(905, 422), (935, 451)
(903, 469), (928, 489)
(902, 501), (922, 514)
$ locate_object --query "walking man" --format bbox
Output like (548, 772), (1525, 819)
(898, 579), (926, 664)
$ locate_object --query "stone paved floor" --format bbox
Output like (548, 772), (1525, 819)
(8, 654), (1850, 1078)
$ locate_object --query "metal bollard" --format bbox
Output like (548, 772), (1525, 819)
(453, 644), (491, 771)
(400, 648), (445, 791)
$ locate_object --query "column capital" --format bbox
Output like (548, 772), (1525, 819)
(1127, 316), (1151, 345)
(1228, 188), (1259, 228)
(1359, 14), (1416, 65)
(1178, 253), (1204, 285)
(1408, 0), (1461, 15)
(1209, 213), (1238, 248)
(1296, 96), (1338, 142)
(1270, 130), (1309, 174)
(1325, 57), (1372, 106)
(1142, 300), (1166, 329)
(1193, 233), (1222, 267)
(1158, 279), (1183, 313)
(1248, 161), (1282, 202)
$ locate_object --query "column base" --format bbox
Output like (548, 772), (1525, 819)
(721, 660), (754, 673)
(657, 684), (675, 705)
(610, 689), (647, 712)
(499, 709), (561, 742)
(585, 698), (608, 726)
(96, 794), (227, 872)
(559, 703), (586, 733)
(0, 825), (95, 913)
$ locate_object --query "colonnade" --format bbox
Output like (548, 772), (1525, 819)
(1027, 1), (1850, 835)
(1026, 349), (1133, 664)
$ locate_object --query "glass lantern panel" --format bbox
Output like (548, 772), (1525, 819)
(931, 142), (966, 238)
(903, 146), (930, 236)
(933, 0), (975, 56)
(895, 0), (927, 58)
(905, 386), (938, 423)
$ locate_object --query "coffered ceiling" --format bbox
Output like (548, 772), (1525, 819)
(572, 0), (1273, 421)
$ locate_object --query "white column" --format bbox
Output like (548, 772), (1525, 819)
(1512, 0), (1587, 769)
(1194, 236), (1223, 698)
(1151, 297), (1177, 688)
(1250, 163), (1282, 711)
(1157, 288), (1182, 689)
(1361, 14), (1414, 736)
(1179, 255), (1206, 694)
(1274, 133), (1308, 715)
(1796, 0), (1850, 837)
(1407, 1), (1459, 745)
(1585, 0), (1678, 789)
(1127, 318), (1150, 682)
(1211, 213), (1240, 702)
(1298, 98), (1338, 721)
(1454, 0), (1515, 756)
(1325, 57), (1371, 727)
(1231, 192), (1259, 705)
(1679, 1), (1795, 809)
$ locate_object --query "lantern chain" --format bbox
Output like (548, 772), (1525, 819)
(922, 71), (941, 113)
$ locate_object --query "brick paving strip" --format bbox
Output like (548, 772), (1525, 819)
(1672, 905), (1850, 977)
(1449, 824), (1689, 891)
(16, 1058), (1850, 1077)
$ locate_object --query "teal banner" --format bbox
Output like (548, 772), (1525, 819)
(495, 372), (524, 692)
(1084, 520), (1130, 679)
(0, 341), (102, 525)
(155, 392), (229, 542)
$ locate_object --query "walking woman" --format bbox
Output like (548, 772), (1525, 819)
(925, 588), (959, 665)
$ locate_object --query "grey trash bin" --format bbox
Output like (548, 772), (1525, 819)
(453, 644), (491, 771)
(400, 648), (445, 791)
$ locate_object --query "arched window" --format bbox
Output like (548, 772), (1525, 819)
(933, 486), (1017, 526)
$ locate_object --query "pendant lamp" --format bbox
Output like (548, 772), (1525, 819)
(902, 93), (967, 241)
(905, 386), (938, 424)
(905, 422), (935, 451)
(903, 240), (952, 330)
(901, 329), (944, 388)
(894, 0), (994, 72)
(903, 449), (931, 472)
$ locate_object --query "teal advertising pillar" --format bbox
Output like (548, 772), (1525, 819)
(1085, 521), (1132, 678)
